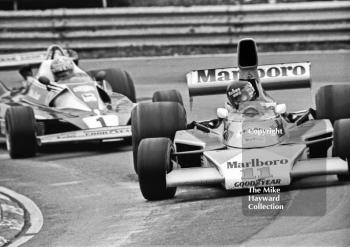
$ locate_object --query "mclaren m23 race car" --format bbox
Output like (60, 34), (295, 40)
(0, 45), (136, 158)
(132, 38), (350, 201)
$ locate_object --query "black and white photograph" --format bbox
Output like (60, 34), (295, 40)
(0, 0), (349, 246)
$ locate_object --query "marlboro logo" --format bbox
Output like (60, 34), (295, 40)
(227, 158), (288, 169)
(196, 65), (307, 83)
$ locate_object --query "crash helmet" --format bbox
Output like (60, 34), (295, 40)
(50, 56), (74, 78)
(226, 80), (256, 108)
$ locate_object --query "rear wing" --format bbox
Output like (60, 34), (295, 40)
(186, 62), (311, 97)
(0, 49), (78, 71)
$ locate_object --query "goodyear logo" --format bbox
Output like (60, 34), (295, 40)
(234, 179), (282, 187)
(84, 128), (131, 137)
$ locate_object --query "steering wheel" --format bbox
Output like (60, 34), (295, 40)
(45, 45), (66, 60)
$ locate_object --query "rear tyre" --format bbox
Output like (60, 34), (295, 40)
(5, 106), (37, 158)
(313, 84), (350, 157)
(89, 68), (136, 102)
(152, 90), (184, 106)
(316, 84), (350, 123)
(138, 138), (176, 200)
(131, 102), (187, 173)
(333, 119), (350, 181)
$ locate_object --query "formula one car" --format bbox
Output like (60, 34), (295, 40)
(132, 38), (350, 201)
(0, 45), (135, 158)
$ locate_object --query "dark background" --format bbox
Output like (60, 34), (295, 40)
(0, 0), (343, 10)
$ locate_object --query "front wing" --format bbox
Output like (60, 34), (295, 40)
(166, 144), (349, 189)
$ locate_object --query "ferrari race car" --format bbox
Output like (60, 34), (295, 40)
(132, 38), (350, 201)
(0, 45), (135, 158)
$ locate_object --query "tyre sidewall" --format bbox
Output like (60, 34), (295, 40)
(316, 85), (350, 122)
(138, 138), (176, 200)
(131, 102), (186, 172)
(5, 106), (37, 158)
(333, 119), (350, 180)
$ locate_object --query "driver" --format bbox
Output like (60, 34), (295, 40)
(226, 80), (257, 109)
(50, 56), (75, 82)
(225, 79), (287, 119)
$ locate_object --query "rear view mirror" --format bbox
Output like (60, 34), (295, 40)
(19, 65), (33, 79)
(275, 104), (287, 114)
(38, 76), (51, 86)
(95, 70), (106, 81)
(217, 108), (228, 119)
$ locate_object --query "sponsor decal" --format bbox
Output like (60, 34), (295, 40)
(27, 89), (41, 100)
(197, 69), (239, 83)
(56, 133), (78, 139)
(54, 127), (131, 140)
(196, 64), (307, 83)
(0, 52), (45, 63)
(82, 93), (97, 102)
(73, 85), (95, 93)
(84, 127), (131, 137)
(227, 158), (288, 169)
(227, 87), (241, 97)
(234, 178), (281, 187)
(83, 115), (119, 128)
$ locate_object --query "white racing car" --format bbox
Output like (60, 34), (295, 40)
(132, 38), (350, 201)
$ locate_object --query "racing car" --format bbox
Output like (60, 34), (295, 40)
(0, 45), (136, 158)
(131, 38), (350, 201)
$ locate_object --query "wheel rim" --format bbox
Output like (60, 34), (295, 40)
(167, 145), (175, 173)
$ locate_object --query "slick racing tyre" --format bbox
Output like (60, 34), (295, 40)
(316, 84), (350, 123)
(333, 119), (350, 181)
(152, 90), (184, 106)
(89, 68), (136, 102)
(5, 106), (37, 158)
(138, 137), (176, 200)
(131, 102), (187, 173)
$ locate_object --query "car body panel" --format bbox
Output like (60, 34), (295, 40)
(204, 144), (306, 189)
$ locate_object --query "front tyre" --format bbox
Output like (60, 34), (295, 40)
(316, 85), (350, 122)
(138, 138), (176, 200)
(313, 84), (350, 157)
(333, 119), (350, 181)
(5, 106), (37, 158)
(131, 102), (186, 173)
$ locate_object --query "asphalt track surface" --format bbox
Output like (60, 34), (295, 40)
(0, 50), (350, 246)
